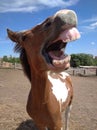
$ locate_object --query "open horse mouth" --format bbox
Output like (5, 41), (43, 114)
(42, 27), (80, 69)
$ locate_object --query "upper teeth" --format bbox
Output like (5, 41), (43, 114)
(61, 48), (65, 52)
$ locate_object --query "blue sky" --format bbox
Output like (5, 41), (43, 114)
(0, 0), (97, 57)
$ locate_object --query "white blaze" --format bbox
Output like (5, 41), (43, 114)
(48, 72), (69, 103)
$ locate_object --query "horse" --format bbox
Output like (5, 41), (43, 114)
(7, 9), (80, 130)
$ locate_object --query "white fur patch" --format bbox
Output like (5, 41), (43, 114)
(48, 72), (69, 103)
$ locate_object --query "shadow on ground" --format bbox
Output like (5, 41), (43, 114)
(16, 119), (38, 130)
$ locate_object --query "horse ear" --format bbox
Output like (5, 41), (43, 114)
(7, 29), (19, 43)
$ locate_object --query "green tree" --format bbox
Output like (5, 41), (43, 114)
(3, 56), (8, 62)
(70, 54), (80, 67)
(71, 53), (96, 67)
(93, 58), (97, 66)
(2, 55), (20, 64)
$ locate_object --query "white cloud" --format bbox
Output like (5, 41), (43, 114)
(0, 0), (79, 13)
(90, 22), (97, 28)
(90, 42), (95, 45)
(84, 22), (97, 30)
(82, 16), (97, 23)
(80, 16), (97, 33)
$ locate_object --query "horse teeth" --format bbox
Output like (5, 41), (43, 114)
(61, 48), (65, 52)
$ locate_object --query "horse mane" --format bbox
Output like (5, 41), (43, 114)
(14, 43), (31, 82)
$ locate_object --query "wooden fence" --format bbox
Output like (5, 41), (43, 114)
(0, 61), (22, 70)
(66, 67), (97, 76)
(0, 61), (97, 76)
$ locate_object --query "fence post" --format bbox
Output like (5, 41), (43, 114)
(73, 70), (74, 75)
(14, 63), (16, 69)
(73, 69), (76, 75)
(83, 69), (86, 75)
(96, 69), (97, 76)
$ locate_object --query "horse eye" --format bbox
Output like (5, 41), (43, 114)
(45, 21), (52, 28)
(22, 35), (26, 41)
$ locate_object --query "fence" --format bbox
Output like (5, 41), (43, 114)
(0, 61), (22, 70)
(66, 67), (97, 76)
(0, 61), (97, 76)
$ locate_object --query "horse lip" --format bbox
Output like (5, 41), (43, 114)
(53, 27), (80, 43)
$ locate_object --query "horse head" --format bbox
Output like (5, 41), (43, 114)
(7, 9), (80, 74)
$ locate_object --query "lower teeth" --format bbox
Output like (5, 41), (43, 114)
(53, 55), (70, 67)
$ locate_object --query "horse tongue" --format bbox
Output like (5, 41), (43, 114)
(48, 50), (64, 60)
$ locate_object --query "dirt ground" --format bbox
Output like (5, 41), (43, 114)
(0, 69), (97, 130)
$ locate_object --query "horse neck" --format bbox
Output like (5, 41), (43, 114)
(30, 70), (48, 101)
(31, 70), (47, 85)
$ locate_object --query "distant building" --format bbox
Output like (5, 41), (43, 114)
(95, 56), (97, 59)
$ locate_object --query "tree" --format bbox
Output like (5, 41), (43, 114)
(70, 53), (97, 67)
(93, 58), (97, 66)
(3, 56), (8, 62)
(70, 54), (80, 67)
(2, 56), (20, 64)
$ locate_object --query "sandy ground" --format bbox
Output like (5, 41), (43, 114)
(0, 69), (97, 130)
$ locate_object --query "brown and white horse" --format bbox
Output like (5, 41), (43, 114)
(7, 9), (80, 130)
